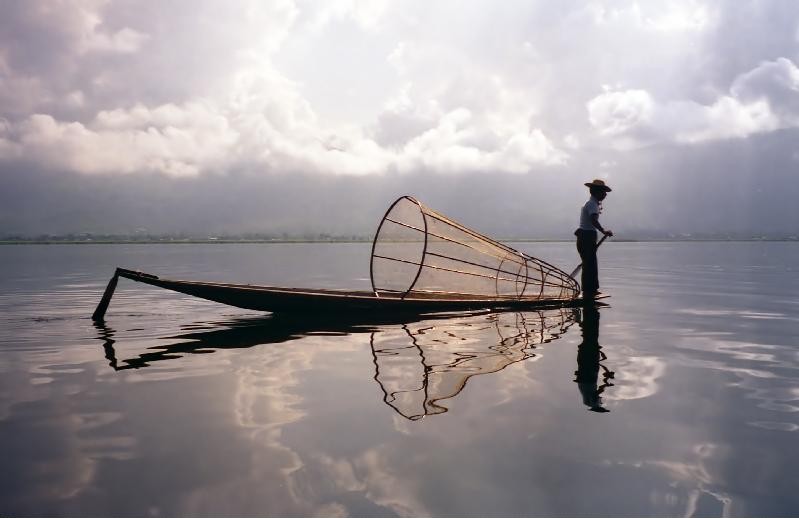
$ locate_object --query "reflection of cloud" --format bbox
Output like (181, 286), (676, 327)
(316, 454), (366, 492)
(610, 356), (666, 401)
(295, 448), (433, 518)
(675, 334), (799, 433)
(311, 502), (350, 518)
(748, 421), (798, 432)
(179, 338), (346, 516)
(649, 444), (734, 518)
(356, 447), (431, 518)
(676, 308), (792, 321)
(173, 329), (406, 516)
(0, 370), (137, 506)
(229, 345), (315, 502)
(608, 442), (734, 518)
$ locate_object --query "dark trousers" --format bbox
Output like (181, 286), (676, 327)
(576, 229), (598, 294)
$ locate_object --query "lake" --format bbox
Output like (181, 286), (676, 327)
(1, 242), (798, 517)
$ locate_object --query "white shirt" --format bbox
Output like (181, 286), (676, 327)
(579, 196), (602, 231)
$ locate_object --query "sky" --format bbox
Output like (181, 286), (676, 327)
(1, 0), (798, 238)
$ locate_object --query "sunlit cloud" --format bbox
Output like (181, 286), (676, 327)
(587, 58), (799, 147)
(2, 0), (799, 235)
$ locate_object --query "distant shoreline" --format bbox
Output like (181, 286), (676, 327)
(0, 240), (378, 245)
(2, 238), (797, 245)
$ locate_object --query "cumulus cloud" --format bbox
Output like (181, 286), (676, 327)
(0, 103), (237, 176)
(300, 0), (390, 32)
(394, 107), (566, 174)
(0, 100), (565, 177)
(81, 26), (149, 54)
(4, 0), (798, 176)
(588, 89), (655, 137)
(0, 52), (568, 176)
(730, 57), (799, 124)
(2, 0), (799, 234)
(588, 58), (799, 147)
(0, 0), (575, 177)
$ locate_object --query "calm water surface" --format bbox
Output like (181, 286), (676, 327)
(1, 242), (798, 517)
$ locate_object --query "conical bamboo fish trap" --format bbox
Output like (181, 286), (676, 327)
(370, 196), (580, 301)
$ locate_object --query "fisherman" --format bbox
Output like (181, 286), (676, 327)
(576, 179), (613, 299)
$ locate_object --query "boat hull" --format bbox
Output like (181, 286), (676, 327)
(109, 268), (598, 315)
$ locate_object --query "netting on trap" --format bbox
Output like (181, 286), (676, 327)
(370, 196), (580, 300)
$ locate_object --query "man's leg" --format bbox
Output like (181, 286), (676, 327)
(584, 245), (598, 295)
(577, 231), (598, 295)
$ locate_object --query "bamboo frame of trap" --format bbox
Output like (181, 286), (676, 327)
(370, 196), (580, 302)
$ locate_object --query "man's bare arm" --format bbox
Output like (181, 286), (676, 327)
(590, 213), (613, 237)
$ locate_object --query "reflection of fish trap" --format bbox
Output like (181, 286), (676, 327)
(370, 196), (580, 301)
(371, 308), (577, 420)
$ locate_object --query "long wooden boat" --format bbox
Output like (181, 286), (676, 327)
(92, 196), (600, 321)
(92, 267), (600, 320)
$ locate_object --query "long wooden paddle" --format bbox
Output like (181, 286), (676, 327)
(570, 233), (609, 279)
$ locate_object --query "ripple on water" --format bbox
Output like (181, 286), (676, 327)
(748, 421), (799, 432)
(2, 242), (799, 516)
(672, 332), (799, 433)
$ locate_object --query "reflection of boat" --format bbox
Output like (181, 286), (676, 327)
(94, 308), (579, 419)
(93, 197), (585, 321)
(371, 308), (577, 420)
(95, 311), (495, 371)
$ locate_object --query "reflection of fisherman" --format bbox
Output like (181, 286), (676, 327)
(574, 306), (614, 412)
(575, 179), (613, 299)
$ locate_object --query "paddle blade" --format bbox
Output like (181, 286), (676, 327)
(92, 271), (120, 321)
